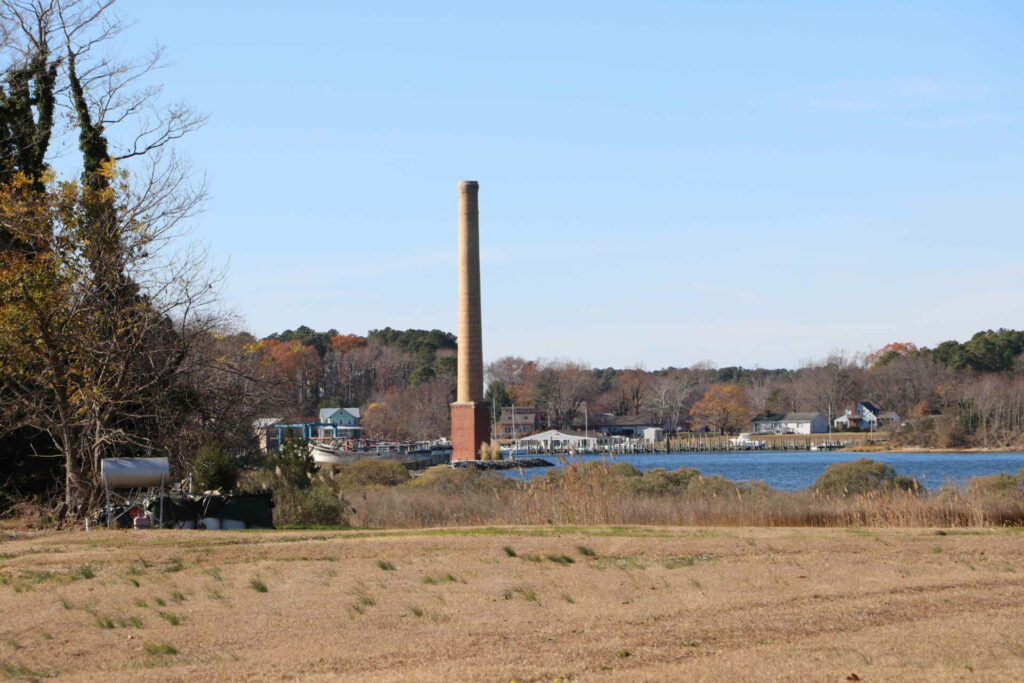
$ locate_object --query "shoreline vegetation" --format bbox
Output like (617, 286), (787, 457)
(844, 443), (1024, 453)
(225, 458), (1024, 531)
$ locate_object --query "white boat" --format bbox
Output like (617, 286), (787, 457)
(729, 433), (767, 449)
(310, 443), (449, 470)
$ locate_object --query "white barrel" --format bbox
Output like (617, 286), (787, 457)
(100, 457), (170, 489)
(221, 519), (246, 530)
(203, 518), (221, 530)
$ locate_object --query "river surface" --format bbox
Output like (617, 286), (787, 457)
(501, 451), (1024, 491)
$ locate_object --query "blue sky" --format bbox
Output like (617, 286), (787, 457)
(119, 1), (1024, 369)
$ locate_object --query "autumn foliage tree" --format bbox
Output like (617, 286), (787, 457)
(689, 384), (751, 434)
(0, 1), (222, 516)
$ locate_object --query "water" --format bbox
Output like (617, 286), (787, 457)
(501, 451), (1024, 491)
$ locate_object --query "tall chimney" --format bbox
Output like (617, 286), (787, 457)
(457, 181), (483, 403)
(450, 180), (490, 461)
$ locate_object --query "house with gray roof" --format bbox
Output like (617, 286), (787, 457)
(751, 412), (828, 435)
(834, 402), (899, 431)
(317, 407), (362, 439)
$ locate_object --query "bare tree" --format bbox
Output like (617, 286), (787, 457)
(791, 352), (865, 423)
(866, 354), (948, 416)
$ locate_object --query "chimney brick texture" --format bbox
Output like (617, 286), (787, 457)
(451, 180), (490, 461)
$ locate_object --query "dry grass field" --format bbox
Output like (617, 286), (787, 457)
(2, 526), (1024, 682)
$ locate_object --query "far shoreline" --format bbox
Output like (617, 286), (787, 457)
(843, 445), (1023, 454)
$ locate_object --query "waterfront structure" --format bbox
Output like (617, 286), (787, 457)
(833, 402), (899, 430)
(643, 426), (665, 443)
(590, 413), (661, 436)
(450, 180), (491, 460)
(317, 407), (362, 439)
(520, 429), (609, 451)
(253, 417), (284, 450)
(496, 406), (538, 441)
(751, 412), (828, 435)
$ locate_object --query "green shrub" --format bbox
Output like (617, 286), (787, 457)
(337, 460), (410, 489)
(545, 461), (641, 488)
(628, 467), (701, 496)
(266, 438), (316, 489)
(967, 473), (1023, 497)
(271, 482), (347, 526)
(811, 458), (921, 496)
(685, 475), (739, 498)
(192, 442), (239, 491)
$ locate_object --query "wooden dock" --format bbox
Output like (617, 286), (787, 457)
(503, 433), (887, 456)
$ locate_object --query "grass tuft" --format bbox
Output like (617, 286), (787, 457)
(410, 607), (424, 617)
(143, 642), (178, 656)
(72, 565), (95, 580)
(577, 545), (597, 557)
(376, 560), (396, 571)
(250, 578), (268, 593)
(159, 612), (183, 626)
(170, 591), (186, 602)
(0, 661), (47, 678)
(422, 573), (458, 585)
(503, 586), (538, 602)
(162, 558), (185, 573)
(546, 554), (575, 565)
(660, 556), (697, 569)
(502, 546), (517, 557)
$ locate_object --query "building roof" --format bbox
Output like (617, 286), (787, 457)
(753, 412), (823, 423)
(319, 407), (361, 422)
(857, 401), (881, 414)
(521, 428), (603, 440)
(252, 417), (283, 429)
(498, 406), (537, 424)
(591, 414), (657, 427)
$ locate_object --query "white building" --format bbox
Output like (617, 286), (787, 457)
(643, 427), (665, 443)
(520, 429), (609, 450)
(834, 402), (900, 430)
(751, 412), (829, 435)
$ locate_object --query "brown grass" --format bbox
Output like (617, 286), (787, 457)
(332, 467), (1024, 530)
(1, 526), (1024, 681)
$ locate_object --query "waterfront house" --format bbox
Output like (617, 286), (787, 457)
(497, 406), (538, 441)
(751, 412), (828, 435)
(834, 402), (899, 430)
(317, 407), (362, 439)
(590, 413), (659, 436)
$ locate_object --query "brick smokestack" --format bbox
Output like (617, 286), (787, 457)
(456, 180), (483, 403)
(450, 180), (490, 460)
